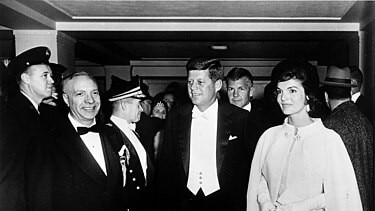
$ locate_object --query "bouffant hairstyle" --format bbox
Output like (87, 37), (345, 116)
(271, 58), (324, 117)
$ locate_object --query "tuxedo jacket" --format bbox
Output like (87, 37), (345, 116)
(156, 101), (257, 210)
(0, 93), (51, 211)
(106, 121), (155, 210)
(46, 114), (123, 211)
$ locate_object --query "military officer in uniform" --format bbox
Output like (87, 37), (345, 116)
(106, 76), (154, 210)
(0, 46), (54, 211)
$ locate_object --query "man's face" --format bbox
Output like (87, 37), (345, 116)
(23, 64), (54, 102)
(187, 69), (221, 111)
(227, 77), (254, 108)
(124, 98), (143, 123)
(63, 75), (101, 126)
(140, 99), (152, 116)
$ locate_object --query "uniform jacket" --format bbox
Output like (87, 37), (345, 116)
(0, 92), (50, 211)
(46, 114), (123, 211)
(106, 121), (155, 210)
(324, 101), (374, 211)
(156, 101), (256, 210)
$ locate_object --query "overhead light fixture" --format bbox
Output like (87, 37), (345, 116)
(210, 45), (228, 50)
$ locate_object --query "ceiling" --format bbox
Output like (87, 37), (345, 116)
(1, 0), (375, 66)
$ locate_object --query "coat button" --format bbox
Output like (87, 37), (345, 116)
(132, 178), (136, 181)
(129, 169), (133, 173)
(136, 186), (140, 190)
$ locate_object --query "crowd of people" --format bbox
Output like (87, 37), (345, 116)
(0, 46), (373, 211)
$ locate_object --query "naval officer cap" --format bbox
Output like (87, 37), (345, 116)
(8, 46), (51, 78)
(107, 75), (146, 102)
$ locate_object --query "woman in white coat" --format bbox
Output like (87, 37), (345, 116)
(246, 59), (362, 211)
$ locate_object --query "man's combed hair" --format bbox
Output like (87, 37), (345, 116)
(186, 57), (224, 81)
(226, 67), (254, 85)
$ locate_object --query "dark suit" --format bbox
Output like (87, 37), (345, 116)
(0, 93), (50, 211)
(107, 121), (155, 210)
(248, 101), (273, 149)
(355, 94), (373, 124)
(136, 113), (165, 162)
(324, 101), (374, 211)
(156, 101), (256, 211)
(46, 114), (123, 211)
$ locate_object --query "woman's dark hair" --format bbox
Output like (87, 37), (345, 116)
(271, 58), (327, 118)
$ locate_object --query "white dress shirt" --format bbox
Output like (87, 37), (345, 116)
(110, 115), (148, 179)
(351, 92), (360, 103)
(68, 114), (107, 175)
(243, 102), (252, 112)
(187, 100), (220, 196)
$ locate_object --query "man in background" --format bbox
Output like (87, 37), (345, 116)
(226, 67), (271, 134)
(349, 66), (373, 124)
(0, 46), (54, 211)
(323, 66), (374, 211)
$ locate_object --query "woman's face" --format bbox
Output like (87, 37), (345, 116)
(276, 78), (307, 117)
(152, 103), (167, 119)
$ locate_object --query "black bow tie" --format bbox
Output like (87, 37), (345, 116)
(77, 125), (99, 135)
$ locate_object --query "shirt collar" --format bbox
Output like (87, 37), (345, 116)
(242, 102), (251, 112)
(68, 113), (96, 131)
(110, 115), (136, 131)
(192, 100), (218, 119)
(351, 92), (360, 102)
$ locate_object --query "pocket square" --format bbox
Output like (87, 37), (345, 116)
(229, 135), (238, 140)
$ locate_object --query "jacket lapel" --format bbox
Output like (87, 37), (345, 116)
(216, 103), (231, 175)
(178, 104), (193, 175)
(55, 118), (107, 185)
(100, 125), (121, 188)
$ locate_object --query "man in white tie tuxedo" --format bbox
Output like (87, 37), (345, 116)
(156, 57), (257, 211)
(105, 75), (155, 211)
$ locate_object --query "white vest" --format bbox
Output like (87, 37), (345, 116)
(187, 101), (220, 196)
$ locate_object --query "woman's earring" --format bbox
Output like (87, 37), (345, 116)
(306, 104), (311, 112)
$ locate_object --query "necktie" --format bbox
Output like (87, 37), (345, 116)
(77, 124), (99, 135)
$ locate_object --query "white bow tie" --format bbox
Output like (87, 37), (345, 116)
(192, 110), (208, 119)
